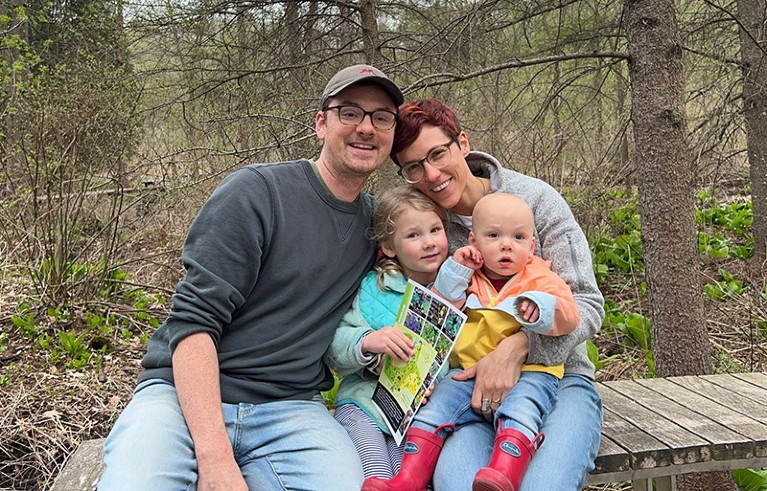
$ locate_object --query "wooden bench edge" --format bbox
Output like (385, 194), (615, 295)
(587, 455), (767, 485)
(49, 439), (105, 491)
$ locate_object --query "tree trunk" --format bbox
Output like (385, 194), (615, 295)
(551, 61), (564, 188)
(624, 1), (736, 488)
(1, 0), (27, 199)
(359, 0), (381, 66)
(285, 1), (300, 64)
(614, 70), (631, 180)
(304, 1), (318, 54)
(736, 0), (767, 267)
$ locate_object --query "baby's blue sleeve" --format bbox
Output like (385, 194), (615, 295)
(434, 257), (474, 302)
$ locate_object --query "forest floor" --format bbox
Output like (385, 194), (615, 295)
(1, 245), (766, 491)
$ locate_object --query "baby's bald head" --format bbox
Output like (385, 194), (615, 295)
(473, 193), (535, 233)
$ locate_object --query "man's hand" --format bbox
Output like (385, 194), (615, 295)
(453, 245), (484, 270)
(362, 327), (414, 362)
(452, 330), (529, 420)
(197, 458), (248, 491)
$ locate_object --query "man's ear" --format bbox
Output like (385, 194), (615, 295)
(380, 242), (397, 258)
(315, 111), (327, 140)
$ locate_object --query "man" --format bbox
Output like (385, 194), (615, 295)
(98, 65), (404, 491)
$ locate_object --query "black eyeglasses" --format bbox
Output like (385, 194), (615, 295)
(324, 105), (398, 130)
(398, 136), (458, 184)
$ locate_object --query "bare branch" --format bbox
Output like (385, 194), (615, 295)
(403, 51), (630, 92)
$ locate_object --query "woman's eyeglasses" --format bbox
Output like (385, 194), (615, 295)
(399, 136), (458, 184)
(323, 105), (398, 130)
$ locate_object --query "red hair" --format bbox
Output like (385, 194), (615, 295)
(391, 98), (462, 165)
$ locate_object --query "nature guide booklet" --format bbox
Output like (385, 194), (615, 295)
(371, 279), (467, 445)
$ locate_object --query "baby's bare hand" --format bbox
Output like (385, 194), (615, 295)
(454, 246), (484, 270)
(519, 299), (540, 323)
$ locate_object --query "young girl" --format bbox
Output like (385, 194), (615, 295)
(324, 185), (449, 479)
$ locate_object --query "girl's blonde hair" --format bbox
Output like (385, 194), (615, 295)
(371, 186), (446, 289)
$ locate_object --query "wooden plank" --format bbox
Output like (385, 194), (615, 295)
(592, 433), (631, 475)
(732, 371), (767, 387)
(632, 479), (654, 491)
(631, 377), (757, 461)
(665, 374), (767, 458)
(678, 374), (767, 416)
(598, 381), (711, 466)
(652, 476), (676, 491)
(49, 439), (104, 491)
(704, 374), (767, 424)
(587, 455), (767, 484)
(598, 385), (677, 471)
(589, 373), (767, 485)
(726, 372), (767, 409)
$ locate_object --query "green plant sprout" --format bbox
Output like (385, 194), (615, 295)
(703, 268), (748, 302)
(55, 330), (92, 369)
(586, 340), (619, 372)
(733, 467), (767, 491)
(11, 304), (39, 338)
(695, 201), (752, 235)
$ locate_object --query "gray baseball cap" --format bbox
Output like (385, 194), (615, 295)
(320, 64), (404, 110)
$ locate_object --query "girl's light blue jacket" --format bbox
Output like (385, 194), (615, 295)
(325, 270), (408, 434)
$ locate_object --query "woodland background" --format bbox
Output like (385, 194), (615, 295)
(1, 1), (766, 490)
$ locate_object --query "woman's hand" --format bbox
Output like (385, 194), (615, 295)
(419, 380), (436, 406)
(452, 330), (529, 420)
(362, 327), (414, 362)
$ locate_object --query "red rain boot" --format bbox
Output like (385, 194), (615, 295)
(362, 424), (454, 491)
(472, 428), (544, 491)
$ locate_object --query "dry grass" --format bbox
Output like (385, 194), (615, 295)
(0, 203), (182, 491)
(0, 349), (140, 490)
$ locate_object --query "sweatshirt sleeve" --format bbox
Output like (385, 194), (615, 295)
(525, 185), (605, 367)
(165, 167), (272, 352)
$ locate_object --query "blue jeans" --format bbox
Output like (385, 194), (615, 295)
(432, 373), (602, 491)
(414, 369), (558, 441)
(98, 379), (364, 491)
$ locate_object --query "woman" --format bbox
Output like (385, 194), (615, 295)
(390, 98), (604, 490)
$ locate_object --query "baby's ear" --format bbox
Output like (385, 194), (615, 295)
(468, 231), (477, 246)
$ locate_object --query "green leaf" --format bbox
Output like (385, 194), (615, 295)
(644, 351), (655, 378)
(586, 340), (619, 372)
(733, 468), (767, 491)
(624, 313), (651, 350)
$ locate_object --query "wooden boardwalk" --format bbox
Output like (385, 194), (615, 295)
(51, 372), (767, 490)
(588, 372), (767, 489)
